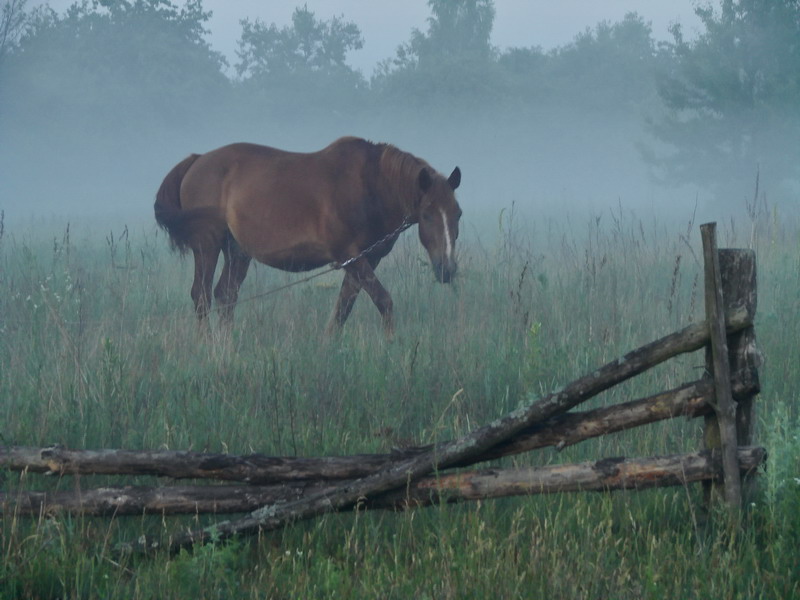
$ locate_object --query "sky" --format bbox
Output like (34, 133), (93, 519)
(33, 0), (705, 74)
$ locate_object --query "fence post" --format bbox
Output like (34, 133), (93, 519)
(719, 248), (760, 510)
(700, 223), (759, 522)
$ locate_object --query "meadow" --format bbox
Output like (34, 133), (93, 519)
(1, 203), (799, 599)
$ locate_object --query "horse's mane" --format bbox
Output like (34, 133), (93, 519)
(376, 143), (430, 210)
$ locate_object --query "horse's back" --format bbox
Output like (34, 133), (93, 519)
(184, 139), (367, 201)
(178, 143), (279, 210)
(181, 139), (374, 268)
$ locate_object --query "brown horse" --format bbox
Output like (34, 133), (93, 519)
(154, 136), (462, 335)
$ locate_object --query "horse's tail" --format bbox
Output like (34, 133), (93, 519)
(154, 153), (201, 253)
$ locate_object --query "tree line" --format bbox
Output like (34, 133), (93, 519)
(1, 0), (798, 203)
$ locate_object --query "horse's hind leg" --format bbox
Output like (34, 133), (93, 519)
(214, 236), (251, 325)
(191, 245), (221, 327)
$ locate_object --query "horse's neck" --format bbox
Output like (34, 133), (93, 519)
(388, 184), (418, 225)
(376, 146), (422, 225)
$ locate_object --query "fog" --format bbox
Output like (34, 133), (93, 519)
(1, 0), (797, 233)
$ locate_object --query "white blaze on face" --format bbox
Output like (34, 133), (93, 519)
(439, 208), (452, 261)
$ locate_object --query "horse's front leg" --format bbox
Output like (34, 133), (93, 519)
(341, 258), (394, 337)
(326, 269), (363, 335)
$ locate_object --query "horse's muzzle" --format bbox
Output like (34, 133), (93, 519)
(433, 259), (457, 283)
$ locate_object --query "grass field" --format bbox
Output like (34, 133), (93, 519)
(1, 204), (799, 599)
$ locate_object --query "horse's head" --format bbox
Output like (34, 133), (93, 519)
(416, 166), (462, 283)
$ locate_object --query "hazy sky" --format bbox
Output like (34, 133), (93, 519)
(34, 0), (705, 74)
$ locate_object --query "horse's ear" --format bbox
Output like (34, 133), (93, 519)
(448, 167), (461, 190)
(418, 167), (433, 192)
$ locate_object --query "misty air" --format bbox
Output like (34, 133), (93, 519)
(0, 1), (799, 597)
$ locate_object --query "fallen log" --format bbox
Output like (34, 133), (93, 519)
(119, 307), (753, 554)
(1, 447), (766, 516)
(385, 446), (767, 508)
(0, 445), (410, 483)
(1, 372), (757, 483)
(474, 372), (756, 462)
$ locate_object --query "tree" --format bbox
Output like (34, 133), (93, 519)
(0, 0), (27, 62)
(0, 0), (232, 216)
(235, 5), (365, 115)
(497, 12), (658, 112)
(644, 0), (800, 199)
(549, 13), (658, 111)
(372, 0), (501, 108)
(1, 0), (229, 133)
(399, 0), (495, 66)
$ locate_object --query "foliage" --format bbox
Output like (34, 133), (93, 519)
(498, 12), (658, 112)
(549, 13), (659, 111)
(644, 0), (800, 198)
(0, 0), (229, 134)
(372, 0), (502, 108)
(398, 0), (496, 65)
(0, 0), (27, 61)
(236, 5), (362, 80)
(235, 5), (365, 115)
(371, 5), (660, 117)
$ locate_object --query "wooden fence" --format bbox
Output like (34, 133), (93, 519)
(0, 223), (765, 554)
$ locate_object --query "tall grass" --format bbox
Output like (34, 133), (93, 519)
(1, 203), (799, 599)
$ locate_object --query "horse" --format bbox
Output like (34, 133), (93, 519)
(154, 136), (462, 335)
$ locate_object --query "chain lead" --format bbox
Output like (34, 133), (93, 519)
(229, 217), (415, 307)
(336, 217), (413, 269)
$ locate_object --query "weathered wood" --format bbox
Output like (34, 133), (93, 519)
(2, 448), (766, 516)
(476, 373), (757, 461)
(718, 249), (759, 446)
(0, 445), (412, 483)
(120, 305), (753, 555)
(1, 482), (313, 517)
(389, 446), (766, 508)
(719, 249), (760, 507)
(701, 223), (742, 519)
(1, 373), (758, 485)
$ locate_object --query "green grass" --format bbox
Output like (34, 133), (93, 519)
(1, 205), (799, 599)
